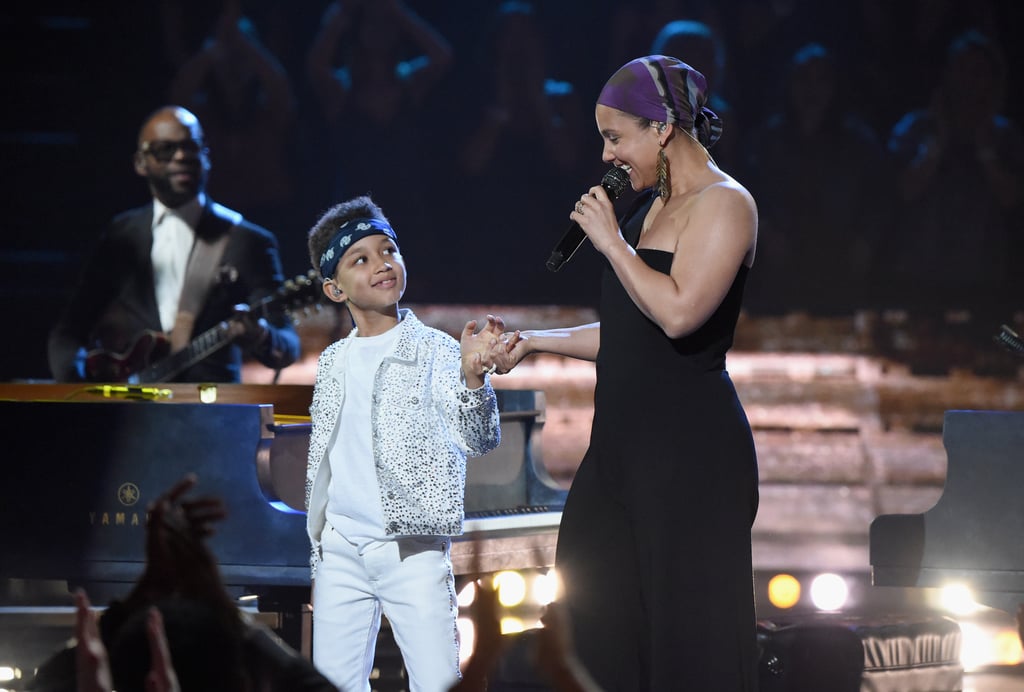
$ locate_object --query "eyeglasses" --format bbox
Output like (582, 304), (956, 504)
(139, 139), (205, 162)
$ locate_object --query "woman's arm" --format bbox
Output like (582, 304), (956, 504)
(584, 181), (755, 339)
(494, 323), (600, 375)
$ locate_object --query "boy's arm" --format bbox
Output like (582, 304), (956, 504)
(438, 327), (500, 457)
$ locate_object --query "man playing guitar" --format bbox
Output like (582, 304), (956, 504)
(47, 105), (300, 383)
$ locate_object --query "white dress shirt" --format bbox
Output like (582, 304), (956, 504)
(150, 195), (204, 332)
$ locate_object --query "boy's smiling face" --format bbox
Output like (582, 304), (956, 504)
(326, 233), (406, 313)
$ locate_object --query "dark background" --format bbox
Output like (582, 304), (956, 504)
(2, 0), (1022, 381)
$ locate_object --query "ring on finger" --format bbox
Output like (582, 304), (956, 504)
(575, 201), (584, 214)
(484, 363), (497, 375)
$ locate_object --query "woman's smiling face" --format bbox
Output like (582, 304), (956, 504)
(595, 104), (660, 192)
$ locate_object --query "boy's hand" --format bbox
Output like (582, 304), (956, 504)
(460, 315), (508, 388)
(492, 330), (524, 374)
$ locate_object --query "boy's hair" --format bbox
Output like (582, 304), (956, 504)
(307, 195), (391, 280)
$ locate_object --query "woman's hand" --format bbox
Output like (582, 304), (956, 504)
(570, 184), (623, 256)
(491, 330), (527, 374)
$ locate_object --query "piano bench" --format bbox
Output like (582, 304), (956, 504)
(758, 612), (963, 692)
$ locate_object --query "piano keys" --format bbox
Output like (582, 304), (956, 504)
(869, 409), (1024, 616)
(253, 386), (567, 578)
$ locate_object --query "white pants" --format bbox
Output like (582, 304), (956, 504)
(312, 524), (460, 692)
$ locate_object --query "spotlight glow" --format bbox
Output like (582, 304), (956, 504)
(992, 628), (1024, 666)
(939, 583), (979, 616)
(767, 573), (801, 609)
(457, 580), (477, 608)
(533, 570), (559, 606)
(494, 571), (527, 607)
(500, 616), (525, 634)
(456, 617), (475, 666)
(959, 621), (990, 672)
(809, 573), (848, 611)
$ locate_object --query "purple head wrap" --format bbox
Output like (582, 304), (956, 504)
(597, 55), (723, 148)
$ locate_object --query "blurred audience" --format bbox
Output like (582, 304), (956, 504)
(649, 19), (741, 175)
(305, 0), (453, 291)
(846, 0), (1008, 141)
(744, 42), (891, 316)
(452, 1), (592, 305)
(167, 0), (300, 272)
(454, 579), (604, 692)
(15, 0), (1024, 390)
(27, 474), (339, 691)
(880, 29), (1023, 317)
(604, 0), (708, 78)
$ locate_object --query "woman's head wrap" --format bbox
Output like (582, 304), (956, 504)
(597, 55), (723, 148)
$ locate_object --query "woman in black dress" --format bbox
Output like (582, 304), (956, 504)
(496, 55), (760, 691)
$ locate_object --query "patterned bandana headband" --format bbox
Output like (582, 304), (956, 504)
(597, 55), (723, 148)
(319, 217), (399, 280)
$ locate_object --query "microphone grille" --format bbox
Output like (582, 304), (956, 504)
(601, 167), (630, 200)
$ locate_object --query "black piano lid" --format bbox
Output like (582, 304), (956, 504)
(0, 400), (311, 593)
(0, 389), (561, 603)
(869, 409), (1024, 616)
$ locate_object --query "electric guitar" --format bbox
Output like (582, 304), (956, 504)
(85, 270), (321, 383)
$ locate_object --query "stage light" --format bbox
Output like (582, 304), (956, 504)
(939, 583), (979, 616)
(959, 621), (991, 672)
(809, 573), (848, 611)
(992, 628), (1024, 666)
(494, 571), (527, 607)
(457, 617), (476, 666)
(533, 569), (558, 606)
(457, 580), (478, 608)
(767, 573), (801, 609)
(0, 666), (21, 692)
(500, 616), (525, 634)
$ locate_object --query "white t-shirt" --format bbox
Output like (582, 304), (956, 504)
(325, 325), (402, 550)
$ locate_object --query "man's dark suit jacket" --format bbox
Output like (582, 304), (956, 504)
(47, 199), (301, 383)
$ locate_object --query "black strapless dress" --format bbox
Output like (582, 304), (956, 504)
(555, 190), (760, 691)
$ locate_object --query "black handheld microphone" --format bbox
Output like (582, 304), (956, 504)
(546, 167), (631, 272)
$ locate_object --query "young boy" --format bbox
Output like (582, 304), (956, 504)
(304, 195), (505, 692)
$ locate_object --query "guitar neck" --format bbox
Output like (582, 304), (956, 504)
(131, 322), (234, 383)
(121, 270), (319, 383)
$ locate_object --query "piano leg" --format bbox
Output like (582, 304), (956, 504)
(254, 586), (313, 659)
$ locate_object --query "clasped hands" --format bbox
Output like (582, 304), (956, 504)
(460, 314), (525, 382)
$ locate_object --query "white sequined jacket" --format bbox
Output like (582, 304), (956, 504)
(305, 309), (500, 578)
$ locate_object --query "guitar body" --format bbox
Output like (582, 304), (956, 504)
(85, 331), (172, 382)
(82, 270), (321, 383)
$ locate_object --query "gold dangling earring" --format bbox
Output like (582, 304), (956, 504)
(656, 147), (671, 201)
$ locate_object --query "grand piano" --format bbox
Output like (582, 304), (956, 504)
(0, 383), (566, 651)
(869, 410), (1024, 617)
